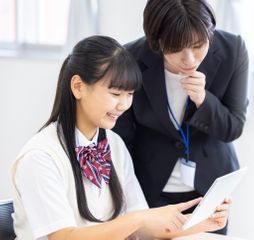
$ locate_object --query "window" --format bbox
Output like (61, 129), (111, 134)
(0, 0), (16, 43)
(0, 0), (70, 50)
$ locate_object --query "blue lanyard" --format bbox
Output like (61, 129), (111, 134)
(167, 98), (190, 160)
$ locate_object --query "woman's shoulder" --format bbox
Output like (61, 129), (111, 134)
(213, 30), (246, 51)
(208, 30), (247, 64)
(124, 37), (153, 60)
(124, 36), (147, 51)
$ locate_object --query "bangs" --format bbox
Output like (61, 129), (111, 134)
(160, 16), (211, 53)
(99, 50), (142, 91)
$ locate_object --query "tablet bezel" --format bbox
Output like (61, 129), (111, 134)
(182, 167), (247, 230)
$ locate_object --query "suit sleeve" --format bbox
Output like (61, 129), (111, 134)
(188, 35), (249, 142)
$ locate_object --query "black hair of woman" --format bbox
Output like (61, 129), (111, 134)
(143, 0), (216, 53)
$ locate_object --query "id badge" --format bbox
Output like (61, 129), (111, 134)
(180, 158), (196, 188)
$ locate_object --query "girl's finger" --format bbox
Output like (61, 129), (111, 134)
(216, 204), (229, 211)
(211, 211), (228, 219)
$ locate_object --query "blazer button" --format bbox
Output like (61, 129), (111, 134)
(175, 141), (183, 149)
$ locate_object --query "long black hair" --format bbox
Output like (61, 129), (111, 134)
(143, 0), (216, 53)
(41, 35), (142, 222)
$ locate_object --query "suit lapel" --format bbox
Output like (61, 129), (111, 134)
(141, 49), (181, 140)
(199, 43), (222, 90)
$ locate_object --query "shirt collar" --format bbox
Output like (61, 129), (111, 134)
(75, 127), (99, 147)
(164, 68), (187, 81)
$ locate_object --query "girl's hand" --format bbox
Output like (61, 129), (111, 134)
(140, 198), (202, 238)
(197, 198), (232, 232)
(155, 198), (232, 239)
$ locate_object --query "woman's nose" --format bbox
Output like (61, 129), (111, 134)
(182, 49), (196, 65)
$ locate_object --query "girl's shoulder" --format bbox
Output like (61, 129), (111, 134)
(105, 129), (125, 146)
(17, 123), (61, 158)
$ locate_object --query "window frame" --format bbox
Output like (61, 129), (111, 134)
(0, 0), (70, 60)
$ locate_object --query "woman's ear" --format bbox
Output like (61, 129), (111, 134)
(71, 75), (85, 100)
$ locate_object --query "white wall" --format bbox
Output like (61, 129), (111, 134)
(0, 0), (253, 239)
(0, 57), (61, 199)
(230, 118), (254, 239)
(98, 0), (147, 44)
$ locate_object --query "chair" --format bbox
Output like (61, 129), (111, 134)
(0, 199), (16, 240)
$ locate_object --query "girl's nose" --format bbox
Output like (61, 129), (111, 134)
(116, 96), (132, 112)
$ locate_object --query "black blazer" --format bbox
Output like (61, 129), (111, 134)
(114, 30), (249, 207)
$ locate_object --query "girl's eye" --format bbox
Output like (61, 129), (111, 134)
(110, 91), (134, 96)
(111, 92), (121, 96)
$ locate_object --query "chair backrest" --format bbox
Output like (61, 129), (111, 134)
(0, 199), (16, 240)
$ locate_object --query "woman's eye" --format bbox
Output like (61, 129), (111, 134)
(193, 44), (203, 49)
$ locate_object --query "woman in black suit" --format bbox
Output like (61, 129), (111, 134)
(114, 0), (249, 235)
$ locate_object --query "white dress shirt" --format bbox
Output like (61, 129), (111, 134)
(163, 69), (194, 192)
(13, 123), (148, 240)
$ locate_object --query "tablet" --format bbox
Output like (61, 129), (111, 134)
(182, 167), (248, 230)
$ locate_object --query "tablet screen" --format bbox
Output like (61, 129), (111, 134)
(182, 167), (247, 230)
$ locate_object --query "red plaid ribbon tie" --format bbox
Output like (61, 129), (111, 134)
(75, 138), (111, 188)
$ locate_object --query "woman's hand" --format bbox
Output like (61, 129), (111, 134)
(196, 198), (232, 232)
(180, 71), (206, 108)
(139, 198), (202, 238)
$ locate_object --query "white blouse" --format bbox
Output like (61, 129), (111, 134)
(12, 123), (148, 240)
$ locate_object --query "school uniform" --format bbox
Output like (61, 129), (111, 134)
(10, 123), (148, 240)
